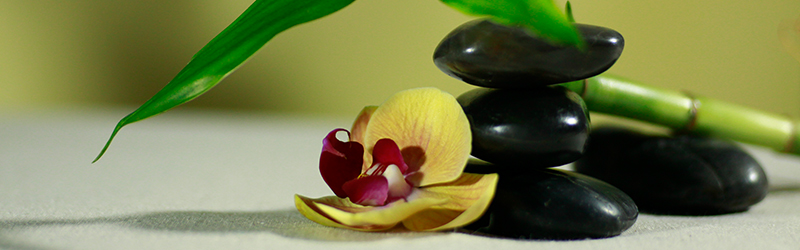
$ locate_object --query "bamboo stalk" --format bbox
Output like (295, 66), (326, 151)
(559, 74), (800, 155)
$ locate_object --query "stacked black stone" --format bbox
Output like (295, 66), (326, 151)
(433, 19), (634, 239)
(463, 162), (639, 240)
(434, 19), (625, 88)
(436, 19), (624, 168)
(435, 19), (769, 240)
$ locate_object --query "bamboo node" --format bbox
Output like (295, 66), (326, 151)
(678, 91), (700, 133)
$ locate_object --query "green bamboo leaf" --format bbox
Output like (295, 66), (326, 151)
(566, 1), (575, 23)
(94, 0), (355, 162)
(440, 0), (584, 48)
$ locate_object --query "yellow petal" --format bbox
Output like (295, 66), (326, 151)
(295, 194), (447, 231)
(363, 88), (471, 186)
(350, 106), (378, 145)
(295, 195), (359, 230)
(350, 105), (378, 172)
(401, 173), (498, 231)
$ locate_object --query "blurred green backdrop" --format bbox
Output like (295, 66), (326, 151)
(1, 0), (798, 118)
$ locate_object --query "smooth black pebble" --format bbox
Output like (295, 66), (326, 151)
(458, 86), (590, 167)
(434, 19), (624, 88)
(574, 127), (769, 215)
(464, 163), (638, 240)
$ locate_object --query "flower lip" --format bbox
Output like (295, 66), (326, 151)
(320, 129), (364, 198)
(342, 175), (388, 206)
(371, 138), (410, 174)
(330, 135), (415, 206)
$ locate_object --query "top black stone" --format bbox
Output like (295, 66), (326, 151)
(434, 19), (624, 88)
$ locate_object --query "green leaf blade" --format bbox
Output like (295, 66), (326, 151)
(566, 1), (575, 23)
(94, 0), (355, 162)
(440, 0), (584, 48)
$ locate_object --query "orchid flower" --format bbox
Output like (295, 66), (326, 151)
(295, 88), (498, 231)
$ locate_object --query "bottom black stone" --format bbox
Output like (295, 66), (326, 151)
(463, 163), (638, 240)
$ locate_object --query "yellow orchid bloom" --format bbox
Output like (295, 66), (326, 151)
(295, 88), (498, 231)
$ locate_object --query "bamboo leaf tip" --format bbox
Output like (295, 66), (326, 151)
(92, 136), (114, 163)
(93, 122), (125, 163)
(566, 1), (575, 23)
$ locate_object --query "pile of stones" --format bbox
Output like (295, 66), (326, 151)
(433, 19), (769, 240)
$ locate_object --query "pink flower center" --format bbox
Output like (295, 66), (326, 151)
(319, 129), (415, 206)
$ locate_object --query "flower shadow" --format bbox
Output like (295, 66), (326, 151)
(0, 209), (440, 242)
(401, 146), (426, 173)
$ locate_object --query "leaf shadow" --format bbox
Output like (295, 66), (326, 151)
(0, 209), (440, 242)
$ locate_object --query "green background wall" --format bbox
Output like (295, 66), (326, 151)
(1, 0), (798, 119)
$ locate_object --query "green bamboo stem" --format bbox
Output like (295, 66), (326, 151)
(559, 74), (800, 155)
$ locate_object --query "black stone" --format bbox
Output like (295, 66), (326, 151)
(574, 127), (769, 215)
(463, 163), (638, 240)
(434, 19), (624, 88)
(458, 86), (590, 167)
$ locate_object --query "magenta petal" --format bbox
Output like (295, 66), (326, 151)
(372, 138), (409, 174)
(342, 175), (389, 206)
(320, 129), (364, 198)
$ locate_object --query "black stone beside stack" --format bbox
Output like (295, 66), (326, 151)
(434, 19), (634, 239)
(574, 127), (769, 215)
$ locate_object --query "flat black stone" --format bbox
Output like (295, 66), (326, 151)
(463, 163), (638, 240)
(574, 127), (769, 215)
(434, 19), (624, 88)
(458, 86), (589, 167)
